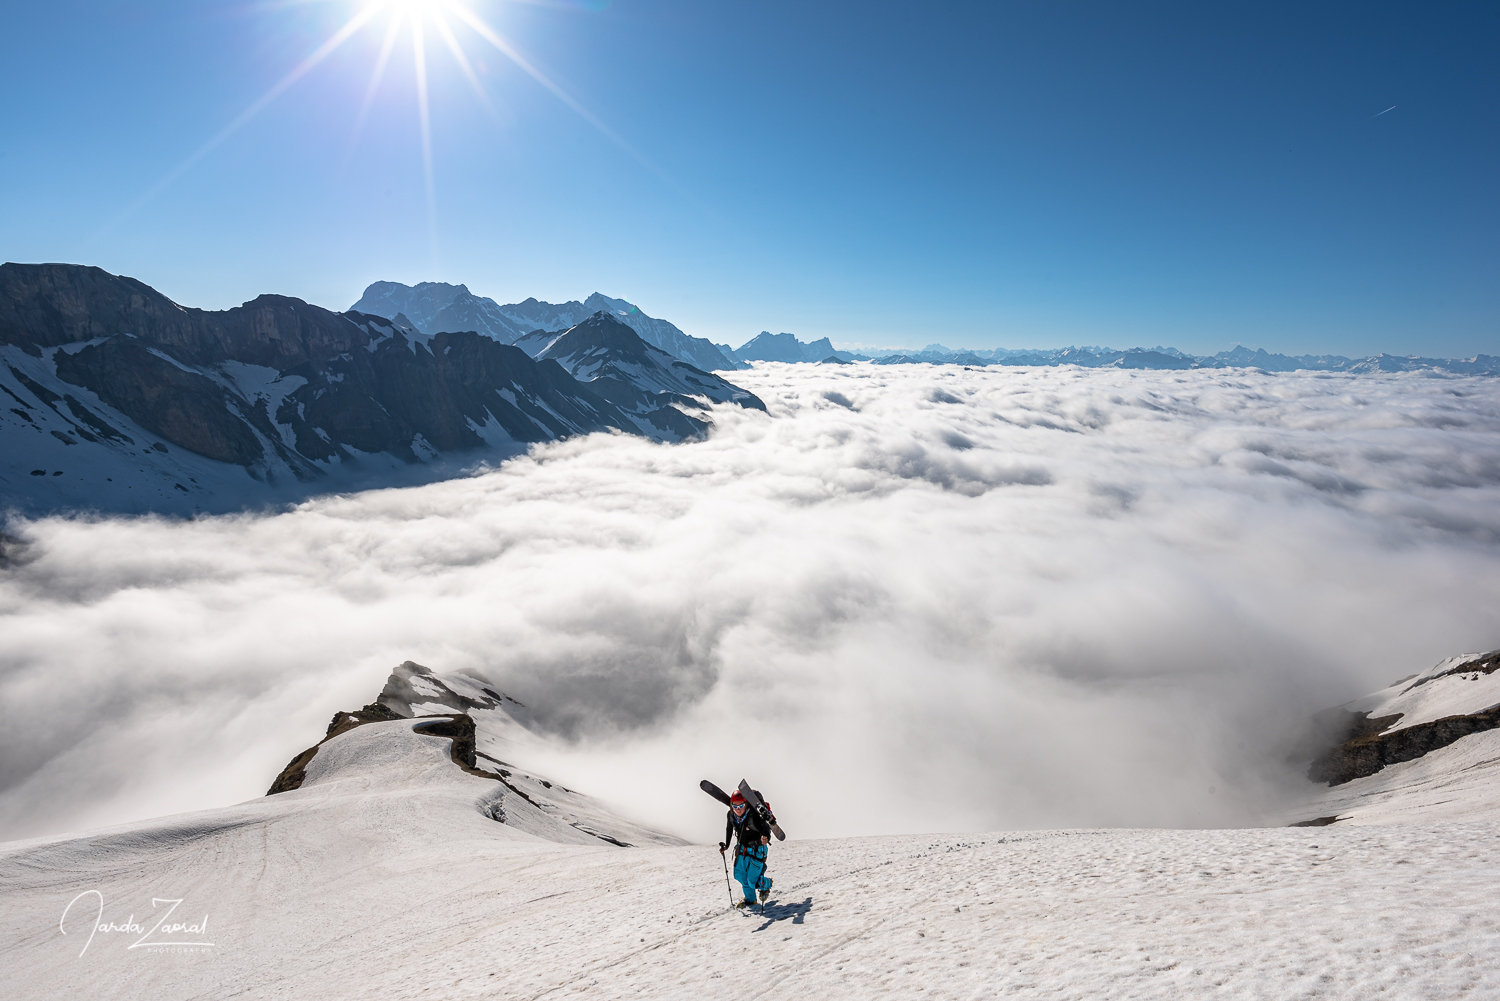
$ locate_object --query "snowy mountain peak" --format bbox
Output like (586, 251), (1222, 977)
(541, 310), (665, 369)
(537, 312), (766, 437)
(582, 292), (635, 315)
(379, 660), (536, 737)
(349, 281), (744, 372)
(1, 265), (771, 514)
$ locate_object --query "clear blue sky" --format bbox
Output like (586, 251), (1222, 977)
(3, 1), (1496, 355)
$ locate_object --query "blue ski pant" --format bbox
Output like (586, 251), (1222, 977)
(733, 844), (768, 902)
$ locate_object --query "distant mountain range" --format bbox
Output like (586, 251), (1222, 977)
(734, 333), (1500, 375)
(353, 283), (1497, 376)
(352, 282), (745, 373)
(0, 264), (761, 515)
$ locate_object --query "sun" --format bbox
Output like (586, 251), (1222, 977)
(383, 0), (449, 13)
(113, 0), (638, 253)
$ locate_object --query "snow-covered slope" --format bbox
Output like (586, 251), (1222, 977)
(1287, 649), (1500, 825)
(350, 282), (744, 372)
(6, 649), (1500, 997)
(1288, 728), (1500, 826)
(1343, 650), (1500, 731)
(536, 311), (765, 440)
(3, 771), (1497, 997)
(10, 628), (1500, 1000)
(365, 660), (683, 849)
(509, 325), (565, 357)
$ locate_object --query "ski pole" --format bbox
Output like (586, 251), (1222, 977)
(759, 847), (768, 915)
(721, 846), (734, 909)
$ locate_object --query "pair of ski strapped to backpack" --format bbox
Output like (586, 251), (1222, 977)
(699, 778), (786, 841)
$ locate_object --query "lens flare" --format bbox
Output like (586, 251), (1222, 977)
(101, 0), (641, 253)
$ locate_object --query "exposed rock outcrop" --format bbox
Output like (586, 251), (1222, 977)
(267, 702), (406, 794)
(1308, 705), (1500, 786)
(1307, 650), (1500, 786)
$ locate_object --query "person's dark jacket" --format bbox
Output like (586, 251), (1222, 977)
(724, 804), (772, 852)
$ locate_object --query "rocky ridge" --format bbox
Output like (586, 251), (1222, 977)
(536, 311), (764, 438)
(0, 264), (761, 515)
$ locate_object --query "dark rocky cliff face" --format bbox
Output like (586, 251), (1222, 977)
(1306, 650), (1500, 786)
(1, 265), (200, 354)
(53, 334), (268, 465)
(1308, 706), (1500, 786)
(1, 264), (732, 482)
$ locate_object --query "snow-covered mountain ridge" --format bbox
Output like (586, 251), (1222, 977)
(0, 264), (761, 515)
(1309, 649), (1500, 784)
(352, 281), (745, 373)
(268, 660), (685, 849)
(536, 312), (765, 436)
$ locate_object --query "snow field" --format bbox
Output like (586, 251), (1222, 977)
(3, 719), (1497, 999)
(6, 820), (1497, 999)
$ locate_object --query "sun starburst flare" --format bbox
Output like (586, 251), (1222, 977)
(101, 0), (641, 254)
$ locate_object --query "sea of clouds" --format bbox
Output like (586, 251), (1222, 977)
(3, 363), (1499, 843)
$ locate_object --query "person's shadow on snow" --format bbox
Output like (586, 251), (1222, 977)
(753, 897), (813, 931)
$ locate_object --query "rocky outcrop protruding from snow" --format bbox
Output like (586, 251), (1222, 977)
(267, 702), (406, 794)
(378, 659), (533, 725)
(1309, 707), (1500, 786)
(1288, 648), (1500, 826)
(268, 660), (685, 848)
(1308, 650), (1500, 786)
(1308, 650), (1500, 785)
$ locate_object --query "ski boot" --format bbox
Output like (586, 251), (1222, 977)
(758, 877), (773, 904)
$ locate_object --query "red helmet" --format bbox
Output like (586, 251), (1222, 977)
(729, 791), (747, 805)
